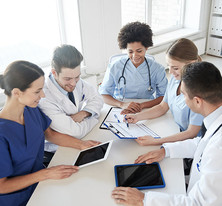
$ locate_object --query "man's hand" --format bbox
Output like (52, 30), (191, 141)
(135, 148), (166, 164)
(70, 111), (91, 123)
(112, 187), (144, 206)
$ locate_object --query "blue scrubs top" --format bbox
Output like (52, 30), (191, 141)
(0, 106), (51, 206)
(163, 76), (203, 133)
(99, 56), (168, 100)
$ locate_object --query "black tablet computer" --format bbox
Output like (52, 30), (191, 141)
(73, 140), (113, 168)
(114, 162), (165, 190)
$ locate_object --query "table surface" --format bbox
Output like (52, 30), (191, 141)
(28, 103), (186, 206)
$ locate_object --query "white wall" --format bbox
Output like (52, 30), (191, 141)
(78, 0), (121, 75)
(78, 0), (212, 76)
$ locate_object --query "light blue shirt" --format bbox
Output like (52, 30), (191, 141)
(99, 56), (168, 100)
(163, 75), (204, 133)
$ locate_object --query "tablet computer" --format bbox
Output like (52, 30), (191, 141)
(73, 140), (113, 168)
(114, 162), (165, 190)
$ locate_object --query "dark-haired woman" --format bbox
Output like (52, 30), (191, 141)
(99, 21), (168, 114)
(0, 61), (99, 206)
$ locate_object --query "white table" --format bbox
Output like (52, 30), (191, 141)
(28, 104), (186, 206)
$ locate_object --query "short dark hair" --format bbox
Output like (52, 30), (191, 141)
(51, 44), (83, 74)
(0, 60), (44, 96)
(182, 61), (222, 104)
(118, 21), (153, 49)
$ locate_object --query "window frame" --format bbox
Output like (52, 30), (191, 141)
(145, 0), (186, 36)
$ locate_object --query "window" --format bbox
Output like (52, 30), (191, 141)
(0, 0), (81, 73)
(121, 0), (184, 35)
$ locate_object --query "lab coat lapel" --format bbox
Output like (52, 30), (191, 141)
(188, 114), (222, 192)
(46, 78), (79, 114)
(73, 88), (79, 110)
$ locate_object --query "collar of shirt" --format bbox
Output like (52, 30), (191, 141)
(49, 73), (68, 96)
(203, 106), (222, 130)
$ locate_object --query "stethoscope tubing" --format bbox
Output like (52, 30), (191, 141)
(118, 57), (153, 91)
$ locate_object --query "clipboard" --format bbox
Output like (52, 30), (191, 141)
(99, 107), (124, 129)
(103, 122), (160, 139)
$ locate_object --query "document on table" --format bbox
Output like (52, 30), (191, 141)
(100, 107), (125, 129)
(103, 122), (160, 139)
(100, 107), (160, 139)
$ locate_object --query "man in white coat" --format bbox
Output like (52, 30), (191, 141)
(39, 45), (103, 153)
(112, 61), (222, 206)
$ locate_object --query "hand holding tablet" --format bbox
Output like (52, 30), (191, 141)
(73, 140), (113, 168)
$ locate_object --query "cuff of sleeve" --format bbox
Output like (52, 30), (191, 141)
(82, 108), (95, 117)
(143, 192), (148, 205)
(161, 145), (170, 157)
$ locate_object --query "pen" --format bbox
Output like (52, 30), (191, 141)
(124, 115), (129, 128)
(82, 94), (85, 101)
(154, 136), (160, 139)
(114, 114), (120, 123)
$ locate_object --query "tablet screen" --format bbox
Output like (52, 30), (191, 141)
(74, 140), (112, 167)
(115, 163), (165, 190)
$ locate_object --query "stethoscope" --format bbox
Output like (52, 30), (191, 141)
(117, 57), (153, 100)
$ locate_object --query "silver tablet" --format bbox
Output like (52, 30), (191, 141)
(73, 140), (113, 168)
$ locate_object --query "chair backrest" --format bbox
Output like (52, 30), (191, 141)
(109, 53), (155, 64)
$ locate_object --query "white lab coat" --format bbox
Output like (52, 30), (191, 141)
(39, 76), (103, 151)
(144, 113), (222, 206)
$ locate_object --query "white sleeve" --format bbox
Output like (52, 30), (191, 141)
(145, 131), (222, 206)
(81, 80), (104, 118)
(144, 191), (193, 206)
(163, 137), (201, 158)
(39, 99), (98, 139)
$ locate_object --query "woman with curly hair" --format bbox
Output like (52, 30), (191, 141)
(99, 21), (168, 114)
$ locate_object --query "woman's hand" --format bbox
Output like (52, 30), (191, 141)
(124, 114), (139, 123)
(135, 148), (165, 164)
(43, 165), (79, 180)
(112, 187), (144, 206)
(120, 102), (142, 114)
(135, 135), (160, 146)
(80, 140), (101, 150)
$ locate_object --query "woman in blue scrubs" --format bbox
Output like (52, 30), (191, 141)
(125, 38), (204, 145)
(99, 22), (168, 114)
(0, 61), (98, 206)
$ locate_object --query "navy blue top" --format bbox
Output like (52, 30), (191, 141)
(0, 106), (51, 206)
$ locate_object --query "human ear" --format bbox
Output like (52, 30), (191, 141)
(51, 69), (58, 78)
(193, 96), (203, 108)
(11, 88), (22, 97)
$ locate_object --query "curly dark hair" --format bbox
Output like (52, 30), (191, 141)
(118, 21), (153, 49)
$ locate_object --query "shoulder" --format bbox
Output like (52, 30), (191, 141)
(25, 106), (51, 124)
(109, 56), (128, 72)
(0, 120), (12, 137)
(148, 57), (165, 71)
